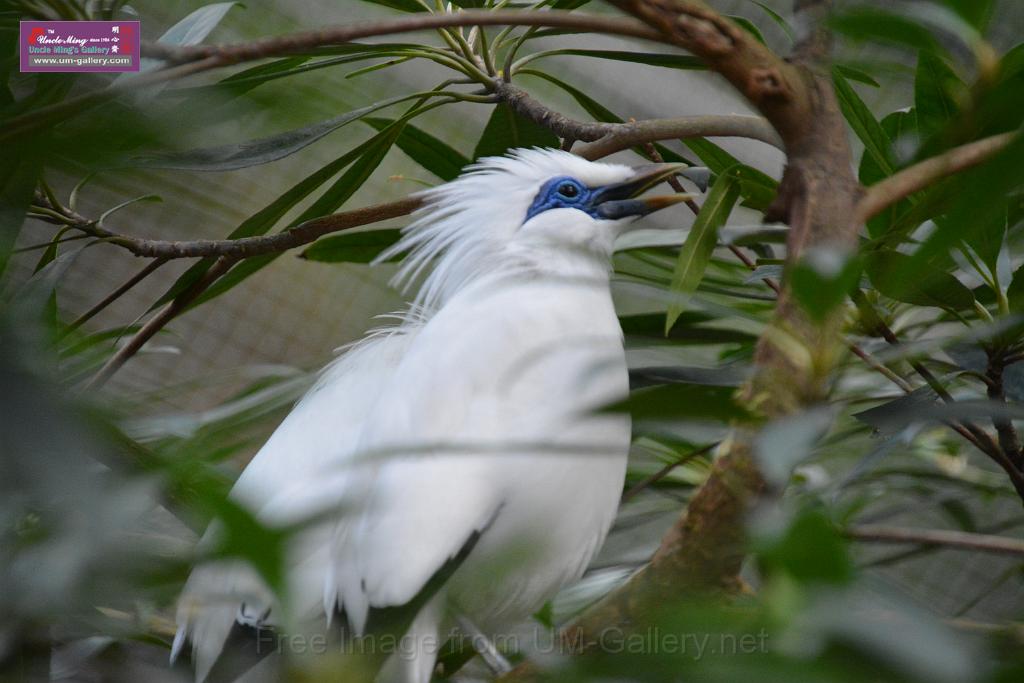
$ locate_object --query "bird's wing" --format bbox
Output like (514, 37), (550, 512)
(327, 284), (627, 634)
(173, 325), (417, 682)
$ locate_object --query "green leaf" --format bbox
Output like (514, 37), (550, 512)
(98, 194), (162, 225)
(300, 228), (403, 263)
(518, 69), (621, 123)
(473, 103), (559, 159)
(914, 50), (964, 143)
(521, 49), (704, 71)
(830, 7), (944, 56)
(907, 133), (1024, 278)
(152, 148), (371, 308)
(620, 313), (757, 346)
(742, 0), (795, 42)
(968, 205), (1007, 274)
(683, 139), (777, 211)
(0, 138), (44, 278)
(1006, 262), (1024, 313)
(152, 123), (406, 310)
(941, 0), (995, 30)
(604, 383), (749, 423)
(131, 93), (423, 172)
(665, 169), (742, 331)
(628, 364), (748, 390)
(864, 249), (975, 310)
(727, 15), (766, 44)
(364, 117), (468, 181)
(790, 249), (862, 322)
(756, 508), (853, 585)
(859, 110), (916, 237)
(345, 57), (412, 80)
(357, 0), (427, 11)
(833, 69), (897, 177)
(175, 46), (427, 103)
(835, 64), (881, 88)
(191, 124), (405, 308)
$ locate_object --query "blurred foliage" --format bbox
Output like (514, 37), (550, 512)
(3, 0), (1024, 681)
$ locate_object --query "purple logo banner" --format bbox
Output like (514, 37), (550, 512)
(20, 20), (140, 73)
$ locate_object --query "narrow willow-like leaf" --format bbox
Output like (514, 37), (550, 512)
(1008, 263), (1024, 313)
(129, 2), (241, 84)
(473, 103), (558, 159)
(835, 64), (881, 88)
(833, 70), (897, 176)
(98, 194), (162, 225)
(942, 0), (995, 30)
(727, 15), (766, 44)
(0, 137), (43, 278)
(345, 56), (413, 79)
(190, 124), (406, 308)
(519, 49), (704, 71)
(604, 383), (750, 422)
(173, 45), (426, 103)
(829, 7), (944, 56)
(357, 0), (427, 11)
(743, 0), (795, 41)
(683, 139), (776, 211)
(131, 93), (424, 171)
(620, 312), (757, 345)
(907, 134), (1024, 280)
(859, 110), (916, 238)
(301, 228), (403, 263)
(864, 249), (975, 310)
(914, 50), (964, 143)
(365, 117), (469, 180)
(665, 169), (741, 331)
(150, 142), (380, 309)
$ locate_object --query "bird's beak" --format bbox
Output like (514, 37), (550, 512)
(593, 163), (703, 220)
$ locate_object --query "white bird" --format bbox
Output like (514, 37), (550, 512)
(172, 148), (695, 682)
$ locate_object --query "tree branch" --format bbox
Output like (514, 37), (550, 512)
(69, 197), (424, 260)
(37, 110), (774, 261)
(1, 10), (669, 142)
(576, 114), (782, 158)
(857, 132), (1017, 223)
(846, 525), (1024, 557)
(140, 11), (664, 65)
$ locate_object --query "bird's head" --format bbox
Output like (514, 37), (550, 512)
(382, 148), (702, 310)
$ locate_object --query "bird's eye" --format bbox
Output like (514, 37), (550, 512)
(557, 182), (580, 199)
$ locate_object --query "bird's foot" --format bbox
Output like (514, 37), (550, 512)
(456, 615), (513, 676)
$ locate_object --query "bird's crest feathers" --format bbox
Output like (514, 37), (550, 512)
(377, 148), (632, 312)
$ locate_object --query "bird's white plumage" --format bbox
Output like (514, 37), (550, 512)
(174, 148), (666, 682)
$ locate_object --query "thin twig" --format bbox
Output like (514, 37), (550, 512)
(60, 258), (168, 338)
(82, 256), (236, 391)
(847, 525), (1024, 557)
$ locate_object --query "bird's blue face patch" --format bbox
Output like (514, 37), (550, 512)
(523, 176), (601, 223)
